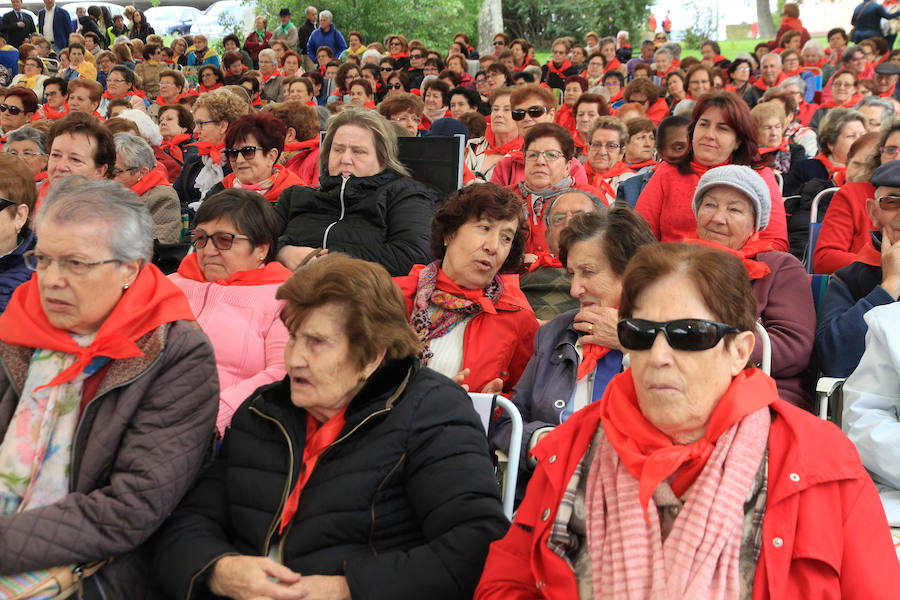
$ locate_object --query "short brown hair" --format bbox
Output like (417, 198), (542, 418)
(431, 183), (528, 274)
(265, 101), (320, 142)
(195, 189), (279, 262)
(67, 78), (103, 103)
(377, 93), (424, 118)
(624, 78), (660, 105)
(619, 243), (758, 338)
(104, 117), (140, 136)
(523, 122), (575, 161)
(48, 112), (116, 178)
(589, 115), (628, 147)
(558, 208), (656, 274)
(0, 153), (37, 218)
(159, 68), (185, 91)
(510, 83), (555, 108)
(627, 117), (655, 138)
(277, 253), (421, 367)
(572, 93), (609, 122)
(158, 103), (195, 131)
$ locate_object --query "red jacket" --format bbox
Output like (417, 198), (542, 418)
(646, 97), (670, 125)
(283, 146), (320, 187)
(243, 30), (272, 64)
(812, 181), (874, 274)
(474, 379), (900, 599)
(394, 265), (538, 396)
(553, 104), (576, 137)
(635, 161), (789, 252)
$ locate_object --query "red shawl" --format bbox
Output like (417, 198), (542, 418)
(102, 88), (146, 100)
(283, 137), (320, 154)
(604, 57), (622, 73)
(0, 264), (194, 390)
(262, 69), (284, 82)
(759, 140), (789, 154)
(130, 163), (170, 196)
(526, 251), (563, 272)
(198, 82), (223, 94)
(39, 102), (69, 120)
(752, 72), (787, 92)
(879, 84), (897, 99)
(154, 91), (195, 106)
(814, 153), (847, 185)
(483, 126), (523, 156)
(176, 252), (292, 286)
(585, 159), (634, 201)
(626, 158), (657, 170)
(818, 92), (863, 109)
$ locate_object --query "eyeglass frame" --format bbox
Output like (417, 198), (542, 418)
(875, 193), (900, 211)
(189, 230), (251, 251)
(511, 105), (550, 121)
(23, 250), (121, 275)
(524, 149), (565, 162)
(223, 145), (264, 161)
(547, 210), (589, 227)
(0, 103), (24, 115)
(617, 317), (740, 352)
(589, 141), (622, 152)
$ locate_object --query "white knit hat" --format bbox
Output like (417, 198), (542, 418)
(692, 165), (771, 231)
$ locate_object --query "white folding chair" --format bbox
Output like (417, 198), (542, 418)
(468, 392), (521, 520)
(804, 186), (840, 273)
(755, 321), (771, 376)
(816, 377), (846, 427)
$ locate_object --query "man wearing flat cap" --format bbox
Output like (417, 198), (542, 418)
(874, 61), (900, 102)
(273, 7), (298, 51)
(816, 160), (900, 377)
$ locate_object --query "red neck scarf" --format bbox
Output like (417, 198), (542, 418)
(879, 84), (897, 98)
(188, 140), (224, 163)
(547, 58), (573, 76)
(752, 72), (787, 91)
(35, 171), (47, 183)
(176, 252), (292, 286)
(603, 57), (622, 73)
(198, 82), (223, 93)
(578, 344), (612, 380)
(262, 69), (284, 82)
(130, 163), (170, 196)
(483, 126), (523, 156)
(390, 51), (409, 60)
(819, 92), (863, 109)
(221, 164), (302, 203)
(854, 241), (882, 267)
(683, 235), (775, 279)
(154, 91), (192, 106)
(102, 88), (146, 100)
(600, 368), (777, 517)
(91, 110), (105, 121)
(0, 265), (194, 390)
(279, 406), (348, 534)
(759, 139), (789, 154)
(655, 65), (675, 78)
(608, 90), (624, 104)
(689, 157), (731, 177)
(814, 153), (846, 185)
(626, 158), (657, 170)
(41, 102), (69, 119)
(780, 16), (804, 32)
(283, 137), (320, 153)
(526, 251), (563, 272)
(161, 133), (193, 164)
(783, 67), (803, 77)
(804, 57), (826, 70)
(585, 160), (634, 200)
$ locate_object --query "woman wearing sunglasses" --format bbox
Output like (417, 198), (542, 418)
(0, 153), (37, 313)
(689, 165), (815, 408)
(0, 88), (37, 138)
(205, 112), (303, 204)
(476, 242), (900, 599)
(170, 189), (291, 436)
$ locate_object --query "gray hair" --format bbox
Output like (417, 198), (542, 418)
(320, 9), (332, 20)
(37, 177), (153, 262)
(858, 95), (895, 121)
(259, 48), (278, 64)
(118, 108), (162, 146)
(761, 52), (782, 67)
(780, 75), (807, 95)
(673, 99), (696, 118)
(114, 132), (157, 171)
(6, 126), (47, 154)
(817, 108), (867, 156)
(661, 42), (681, 60)
(654, 48), (673, 61)
(545, 188), (606, 225)
(320, 105), (408, 176)
(361, 48), (382, 63)
(802, 40), (824, 57)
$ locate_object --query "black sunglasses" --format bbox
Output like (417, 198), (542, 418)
(511, 106), (549, 121)
(386, 82), (403, 89)
(0, 104), (23, 115)
(0, 197), (16, 211)
(617, 318), (740, 352)
(380, 66), (394, 72)
(223, 146), (263, 161)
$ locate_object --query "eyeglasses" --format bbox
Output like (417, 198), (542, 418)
(390, 114), (420, 124)
(223, 145), (263, 160)
(511, 106), (550, 121)
(106, 78), (126, 84)
(0, 104), (23, 115)
(7, 148), (43, 158)
(524, 149), (564, 162)
(380, 66), (394, 72)
(111, 166), (139, 177)
(0, 197), (16, 211)
(876, 194), (900, 211)
(195, 119), (217, 129)
(189, 230), (250, 250)
(589, 142), (621, 151)
(410, 54), (423, 60)
(23, 250), (120, 275)
(617, 318), (740, 352)
(547, 210), (588, 226)
(386, 82), (404, 90)
(880, 145), (900, 157)
(493, 41), (505, 46)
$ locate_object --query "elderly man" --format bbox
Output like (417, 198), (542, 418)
(857, 96), (895, 132)
(816, 160), (900, 377)
(1, 0), (36, 48)
(273, 8), (298, 51)
(112, 132), (180, 244)
(874, 61), (900, 102)
(305, 9), (346, 60)
(297, 5), (316, 65)
(626, 40), (656, 78)
(744, 52), (785, 108)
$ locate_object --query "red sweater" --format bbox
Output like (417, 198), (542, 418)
(812, 181), (874, 274)
(635, 161), (789, 251)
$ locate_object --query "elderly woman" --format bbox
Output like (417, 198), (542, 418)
(348, 78), (374, 107)
(222, 51), (247, 85)
(809, 69), (862, 130)
(0, 178), (216, 594)
(393, 183), (538, 396)
(377, 93), (425, 137)
(267, 101), (321, 187)
(157, 103), (197, 181)
(206, 112), (303, 203)
(516, 123), (602, 258)
(665, 70), (687, 107)
(421, 79), (451, 131)
(636, 92), (789, 251)
(752, 101), (805, 175)
(10, 56), (48, 100)
(495, 209), (656, 474)
(328, 62), (361, 104)
(726, 58), (753, 98)
(66, 78), (104, 118)
(198, 64), (225, 94)
(690, 165), (816, 407)
(174, 89), (245, 209)
(243, 15), (272, 67)
(154, 252), (508, 599)
(0, 154), (37, 312)
(465, 88), (521, 183)
(275, 106), (436, 275)
(112, 132), (181, 245)
(814, 122), (900, 273)
(5, 126), (48, 185)
(258, 48), (283, 102)
(0, 88), (37, 137)
(149, 69), (191, 120)
(41, 113), (115, 207)
(623, 118), (657, 169)
(476, 241), (900, 599)
(584, 116), (634, 204)
(572, 93), (607, 151)
(169, 189), (291, 435)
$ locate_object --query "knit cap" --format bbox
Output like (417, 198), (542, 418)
(692, 165), (771, 231)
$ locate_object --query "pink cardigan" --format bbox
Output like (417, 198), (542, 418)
(169, 273), (289, 435)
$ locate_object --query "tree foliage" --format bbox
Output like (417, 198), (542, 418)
(252, 0), (482, 49)
(502, 0), (651, 48)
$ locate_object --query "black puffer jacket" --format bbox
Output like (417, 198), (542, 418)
(152, 357), (509, 600)
(274, 170), (437, 276)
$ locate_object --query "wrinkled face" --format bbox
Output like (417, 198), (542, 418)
(449, 93), (473, 119)
(317, 50), (330, 67)
(66, 86), (97, 114)
(112, 153), (143, 188)
(255, 16), (265, 30)
(802, 47), (822, 66)
(7, 139), (47, 175)
(348, 84), (369, 106)
(572, 47), (586, 65)
(575, 102), (602, 138)
(389, 109), (419, 136)
(442, 215), (517, 290)
(829, 120), (866, 164)
(24, 59), (41, 76)
(524, 136), (568, 190)
(858, 104), (885, 133)
(258, 53), (277, 76)
(288, 82), (312, 103)
(655, 52), (671, 73)
(692, 107), (739, 167)
(868, 184), (900, 243)
(564, 82), (582, 107)
(688, 71), (711, 98)
(0, 95), (32, 131)
(588, 127), (623, 172)
(194, 216), (265, 281)
(424, 88), (444, 111)
(626, 129), (654, 163)
(758, 115), (783, 148)
(283, 55), (300, 75)
(328, 124), (381, 178)
(423, 63), (439, 77)
(875, 73), (899, 94)
(47, 132), (105, 183)
(546, 193), (594, 255)
(828, 32), (846, 51)
(846, 140), (878, 182)
(194, 37), (208, 52)
(847, 50), (867, 74)
(628, 272), (751, 444)
(604, 76), (622, 98)
(34, 218), (139, 335)
(587, 56), (604, 76)
(701, 45), (715, 61)
(600, 42), (615, 62)
(106, 71), (129, 97)
(832, 73), (856, 104)
(658, 126), (690, 164)
(158, 75), (181, 99)
(318, 13), (331, 29)
(567, 239), (621, 309)
(552, 43), (568, 65)
(511, 43), (525, 63)
(284, 303), (380, 423)
(696, 185), (757, 250)
(228, 134), (279, 186)
(157, 108), (186, 138)
(731, 62), (751, 84)
(760, 55), (782, 84)
(667, 74), (685, 97)
(490, 95), (516, 136)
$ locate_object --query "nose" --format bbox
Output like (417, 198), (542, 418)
(569, 274), (584, 299)
(482, 231), (500, 254)
(647, 330), (673, 366)
(40, 259), (67, 288)
(284, 337), (308, 369)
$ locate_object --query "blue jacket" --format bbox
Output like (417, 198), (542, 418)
(306, 25), (347, 59)
(852, 0), (900, 41)
(38, 5), (73, 52)
(0, 227), (35, 313)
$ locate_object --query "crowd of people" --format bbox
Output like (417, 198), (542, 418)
(0, 0), (899, 597)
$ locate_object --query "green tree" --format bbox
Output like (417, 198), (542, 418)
(501, 0), (651, 48)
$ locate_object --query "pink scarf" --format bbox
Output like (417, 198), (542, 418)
(585, 407), (770, 599)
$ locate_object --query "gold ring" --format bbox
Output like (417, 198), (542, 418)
(588, 323), (594, 333)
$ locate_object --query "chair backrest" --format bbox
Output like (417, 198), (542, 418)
(803, 186), (839, 273)
(810, 273), (830, 317)
(468, 392), (521, 520)
(755, 321), (771, 376)
(396, 134), (465, 196)
(816, 376), (846, 428)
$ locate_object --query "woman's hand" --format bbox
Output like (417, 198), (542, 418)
(207, 555), (304, 600)
(288, 575), (351, 600)
(452, 368), (503, 394)
(277, 246), (320, 271)
(573, 305), (621, 351)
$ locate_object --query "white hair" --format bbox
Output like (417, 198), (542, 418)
(118, 108), (163, 145)
(114, 132), (157, 170)
(320, 9), (332, 20)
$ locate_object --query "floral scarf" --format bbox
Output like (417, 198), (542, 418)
(517, 176), (575, 226)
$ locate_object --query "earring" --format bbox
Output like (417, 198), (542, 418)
(123, 282), (130, 290)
